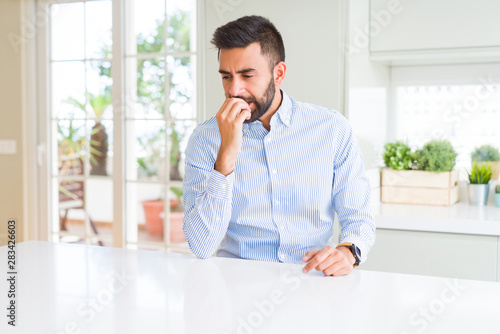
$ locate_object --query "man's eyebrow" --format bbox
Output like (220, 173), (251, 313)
(218, 68), (256, 75)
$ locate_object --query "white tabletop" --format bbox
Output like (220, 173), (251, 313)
(1, 241), (500, 333)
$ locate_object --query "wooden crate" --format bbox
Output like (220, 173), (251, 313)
(380, 168), (459, 206)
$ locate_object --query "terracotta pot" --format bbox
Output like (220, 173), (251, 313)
(141, 200), (186, 242)
(169, 211), (186, 243)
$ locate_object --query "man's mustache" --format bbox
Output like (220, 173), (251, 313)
(231, 96), (257, 104)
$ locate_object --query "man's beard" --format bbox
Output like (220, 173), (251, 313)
(233, 78), (275, 124)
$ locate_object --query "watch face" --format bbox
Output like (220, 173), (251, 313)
(353, 245), (361, 258)
(351, 244), (361, 264)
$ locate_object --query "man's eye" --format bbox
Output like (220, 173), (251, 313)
(243, 75), (253, 78)
(222, 76), (231, 80)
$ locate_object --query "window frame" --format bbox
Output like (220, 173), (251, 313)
(35, 0), (206, 249)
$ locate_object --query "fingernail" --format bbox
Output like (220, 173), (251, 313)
(302, 268), (307, 273)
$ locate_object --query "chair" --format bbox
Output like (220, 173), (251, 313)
(58, 157), (103, 246)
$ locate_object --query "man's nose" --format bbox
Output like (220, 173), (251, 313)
(229, 78), (245, 98)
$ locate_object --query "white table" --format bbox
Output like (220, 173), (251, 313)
(1, 241), (500, 333)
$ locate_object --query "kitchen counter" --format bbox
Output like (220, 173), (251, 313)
(374, 202), (500, 236)
(1, 241), (500, 333)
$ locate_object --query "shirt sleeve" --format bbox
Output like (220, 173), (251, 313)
(182, 128), (234, 259)
(331, 115), (376, 263)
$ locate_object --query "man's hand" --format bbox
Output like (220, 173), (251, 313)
(301, 246), (355, 276)
(214, 98), (252, 176)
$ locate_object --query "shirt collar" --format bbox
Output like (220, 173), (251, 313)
(274, 90), (293, 128)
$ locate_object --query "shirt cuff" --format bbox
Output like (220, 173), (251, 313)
(207, 169), (235, 199)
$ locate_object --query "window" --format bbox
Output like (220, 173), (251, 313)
(45, 0), (200, 251)
(391, 65), (500, 176)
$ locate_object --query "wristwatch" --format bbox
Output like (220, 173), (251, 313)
(337, 242), (361, 267)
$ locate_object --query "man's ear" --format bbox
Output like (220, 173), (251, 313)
(274, 61), (286, 86)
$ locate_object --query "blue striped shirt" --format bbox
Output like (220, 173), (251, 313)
(182, 91), (375, 264)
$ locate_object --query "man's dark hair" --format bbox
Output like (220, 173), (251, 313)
(211, 15), (285, 69)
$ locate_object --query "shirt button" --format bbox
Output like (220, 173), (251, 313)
(279, 226), (284, 231)
(216, 217), (221, 221)
(275, 200), (280, 205)
(272, 169), (277, 174)
(266, 137), (271, 142)
(221, 184), (226, 189)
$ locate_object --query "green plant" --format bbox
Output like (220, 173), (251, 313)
(383, 141), (414, 171)
(170, 187), (184, 211)
(57, 121), (84, 173)
(496, 184), (500, 193)
(136, 128), (165, 179)
(57, 121), (86, 200)
(414, 139), (457, 172)
(471, 145), (500, 162)
(468, 162), (492, 184)
(65, 88), (112, 175)
(136, 129), (184, 210)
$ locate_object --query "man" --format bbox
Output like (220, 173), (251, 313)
(182, 15), (375, 276)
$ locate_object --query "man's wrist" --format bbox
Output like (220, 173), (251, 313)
(214, 152), (236, 176)
(214, 162), (234, 176)
(336, 246), (356, 266)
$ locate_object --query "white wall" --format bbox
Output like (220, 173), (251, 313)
(0, 0), (27, 246)
(204, 0), (346, 119)
(345, 0), (391, 208)
(346, 0), (390, 170)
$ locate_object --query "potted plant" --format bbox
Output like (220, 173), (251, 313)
(495, 184), (500, 208)
(467, 162), (492, 206)
(381, 139), (459, 206)
(382, 141), (414, 171)
(156, 187), (186, 243)
(141, 188), (185, 242)
(471, 145), (500, 181)
(137, 128), (186, 242)
(65, 88), (112, 176)
(413, 139), (458, 172)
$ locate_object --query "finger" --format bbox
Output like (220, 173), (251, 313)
(227, 99), (250, 120)
(216, 98), (232, 118)
(323, 255), (354, 276)
(217, 98), (244, 121)
(302, 246), (333, 273)
(325, 264), (353, 277)
(235, 109), (251, 123)
(315, 253), (341, 271)
(301, 249), (320, 262)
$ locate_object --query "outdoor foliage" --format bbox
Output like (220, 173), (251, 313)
(65, 88), (112, 175)
(98, 12), (192, 183)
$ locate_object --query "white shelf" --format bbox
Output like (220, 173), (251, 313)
(374, 202), (500, 236)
